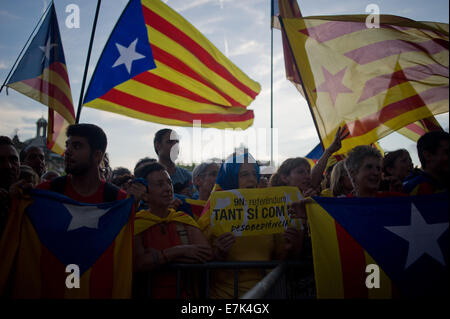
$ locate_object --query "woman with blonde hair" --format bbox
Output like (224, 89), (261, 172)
(329, 161), (353, 197)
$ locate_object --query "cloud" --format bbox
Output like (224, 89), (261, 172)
(0, 10), (22, 20)
(0, 61), (8, 69)
(0, 101), (43, 139)
(174, 0), (213, 13)
(228, 40), (264, 57)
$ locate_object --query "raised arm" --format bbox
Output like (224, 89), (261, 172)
(311, 127), (349, 190)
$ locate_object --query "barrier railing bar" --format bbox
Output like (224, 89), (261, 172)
(205, 269), (210, 299)
(234, 269), (239, 299)
(176, 268), (181, 299)
(240, 263), (287, 299)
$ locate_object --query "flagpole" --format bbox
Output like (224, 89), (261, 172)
(0, 2), (53, 94)
(270, 2), (274, 166)
(278, 17), (325, 150)
(75, 0), (102, 123)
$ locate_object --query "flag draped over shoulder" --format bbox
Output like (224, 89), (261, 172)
(280, 15), (449, 153)
(6, 3), (75, 155)
(83, 0), (261, 129)
(0, 189), (134, 298)
(306, 193), (449, 298)
(134, 208), (199, 236)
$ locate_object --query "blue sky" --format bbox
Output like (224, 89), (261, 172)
(0, 0), (448, 170)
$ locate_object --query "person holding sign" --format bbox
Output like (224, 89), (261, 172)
(198, 152), (304, 299)
(133, 162), (213, 298)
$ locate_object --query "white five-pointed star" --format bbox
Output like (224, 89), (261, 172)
(39, 37), (58, 63)
(112, 38), (145, 74)
(385, 203), (448, 269)
(64, 204), (111, 231)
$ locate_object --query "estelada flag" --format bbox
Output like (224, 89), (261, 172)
(0, 189), (134, 298)
(306, 193), (449, 298)
(83, 0), (260, 129)
(280, 15), (449, 153)
(6, 3), (75, 155)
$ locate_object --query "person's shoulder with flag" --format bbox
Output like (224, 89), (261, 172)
(403, 169), (443, 195)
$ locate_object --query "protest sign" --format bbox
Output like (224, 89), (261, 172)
(206, 186), (303, 237)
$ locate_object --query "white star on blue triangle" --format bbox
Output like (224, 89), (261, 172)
(385, 203), (448, 269)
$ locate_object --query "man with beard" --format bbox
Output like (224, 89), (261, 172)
(0, 136), (20, 237)
(20, 146), (46, 179)
(37, 124), (126, 203)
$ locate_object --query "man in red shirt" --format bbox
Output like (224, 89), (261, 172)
(38, 123), (126, 202)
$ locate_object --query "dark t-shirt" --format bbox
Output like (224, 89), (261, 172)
(37, 175), (127, 203)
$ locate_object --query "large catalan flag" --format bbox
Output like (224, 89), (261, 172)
(6, 3), (75, 155)
(83, 0), (260, 129)
(307, 193), (449, 298)
(0, 189), (134, 298)
(280, 15), (449, 153)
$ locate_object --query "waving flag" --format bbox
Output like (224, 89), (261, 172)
(307, 193), (449, 298)
(83, 0), (260, 129)
(280, 15), (449, 153)
(397, 116), (443, 142)
(0, 189), (134, 298)
(6, 3), (75, 154)
(271, 0), (305, 96)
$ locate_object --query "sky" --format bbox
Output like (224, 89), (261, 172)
(0, 0), (448, 171)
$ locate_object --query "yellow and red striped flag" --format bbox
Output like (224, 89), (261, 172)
(0, 189), (134, 298)
(83, 0), (260, 129)
(280, 15), (449, 153)
(307, 193), (449, 298)
(7, 3), (75, 155)
(397, 116), (443, 142)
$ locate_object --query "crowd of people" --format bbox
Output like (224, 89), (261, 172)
(0, 123), (448, 299)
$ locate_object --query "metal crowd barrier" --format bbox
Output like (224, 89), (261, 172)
(162, 259), (314, 299)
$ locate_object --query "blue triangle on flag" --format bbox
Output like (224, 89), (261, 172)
(26, 189), (133, 275)
(83, 0), (156, 104)
(8, 4), (66, 84)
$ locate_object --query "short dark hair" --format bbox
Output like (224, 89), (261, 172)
(135, 162), (166, 180)
(67, 124), (107, 154)
(153, 129), (173, 155)
(417, 131), (450, 169)
(382, 149), (409, 176)
(0, 136), (14, 146)
(134, 157), (157, 175)
(112, 167), (131, 179)
(19, 145), (43, 162)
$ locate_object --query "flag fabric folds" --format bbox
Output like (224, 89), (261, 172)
(47, 109), (71, 155)
(271, 0), (305, 95)
(306, 193), (449, 298)
(0, 189), (134, 298)
(83, 0), (261, 129)
(397, 116), (443, 142)
(6, 3), (75, 155)
(280, 15), (449, 153)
